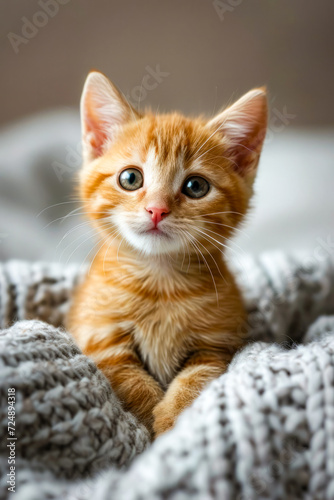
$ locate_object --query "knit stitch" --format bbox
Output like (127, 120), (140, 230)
(1, 253), (334, 499)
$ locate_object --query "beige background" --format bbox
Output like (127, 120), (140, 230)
(1, 0), (334, 127)
(0, 1), (334, 263)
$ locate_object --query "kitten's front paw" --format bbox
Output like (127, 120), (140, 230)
(153, 400), (179, 437)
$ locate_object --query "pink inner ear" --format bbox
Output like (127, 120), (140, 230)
(229, 122), (267, 176)
(85, 111), (108, 159)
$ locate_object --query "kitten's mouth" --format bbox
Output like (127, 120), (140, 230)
(123, 224), (181, 255)
(141, 227), (171, 238)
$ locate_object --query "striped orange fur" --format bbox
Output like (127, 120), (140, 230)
(67, 71), (267, 437)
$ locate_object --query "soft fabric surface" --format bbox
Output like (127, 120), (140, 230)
(1, 253), (334, 499)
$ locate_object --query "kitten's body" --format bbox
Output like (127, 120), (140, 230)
(68, 75), (267, 437)
(70, 244), (244, 387)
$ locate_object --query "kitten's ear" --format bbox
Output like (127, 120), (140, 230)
(80, 71), (139, 162)
(207, 88), (267, 185)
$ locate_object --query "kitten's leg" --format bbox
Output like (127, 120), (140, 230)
(153, 350), (231, 437)
(97, 349), (164, 436)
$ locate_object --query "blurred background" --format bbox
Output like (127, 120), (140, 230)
(1, 0), (333, 264)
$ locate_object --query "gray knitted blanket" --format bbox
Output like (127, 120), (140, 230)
(1, 253), (334, 500)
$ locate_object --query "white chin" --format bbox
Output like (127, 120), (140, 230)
(123, 228), (182, 256)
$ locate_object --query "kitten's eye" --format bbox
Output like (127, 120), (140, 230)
(119, 168), (143, 191)
(182, 176), (210, 199)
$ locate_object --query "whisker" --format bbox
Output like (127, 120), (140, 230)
(58, 226), (95, 263)
(87, 230), (118, 275)
(195, 144), (237, 168)
(180, 233), (186, 271)
(117, 236), (125, 263)
(180, 229), (201, 273)
(36, 200), (83, 218)
(186, 240), (191, 273)
(77, 225), (122, 275)
(78, 228), (118, 275)
(191, 231), (226, 285)
(64, 221), (119, 266)
(192, 226), (244, 259)
(60, 206), (85, 224)
(194, 143), (220, 162)
(182, 217), (248, 238)
(82, 235), (107, 275)
(184, 230), (219, 306)
(230, 142), (255, 154)
(103, 229), (122, 274)
(192, 211), (245, 218)
(179, 231), (192, 274)
(65, 230), (100, 266)
(191, 226), (247, 273)
(193, 226), (246, 255)
(56, 220), (97, 251)
(42, 211), (109, 230)
(57, 219), (113, 261)
(196, 219), (249, 238)
(204, 161), (230, 171)
(190, 118), (226, 159)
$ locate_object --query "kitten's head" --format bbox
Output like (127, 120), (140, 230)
(79, 71), (267, 257)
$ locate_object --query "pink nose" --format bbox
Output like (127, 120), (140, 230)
(146, 206), (170, 226)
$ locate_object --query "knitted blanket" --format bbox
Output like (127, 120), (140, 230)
(1, 253), (334, 500)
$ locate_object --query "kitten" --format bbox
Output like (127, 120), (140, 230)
(68, 71), (267, 438)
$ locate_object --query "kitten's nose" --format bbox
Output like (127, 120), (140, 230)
(145, 206), (170, 226)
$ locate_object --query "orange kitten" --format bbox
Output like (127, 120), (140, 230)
(68, 71), (267, 437)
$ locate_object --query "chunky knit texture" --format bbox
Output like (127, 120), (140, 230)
(1, 253), (334, 499)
